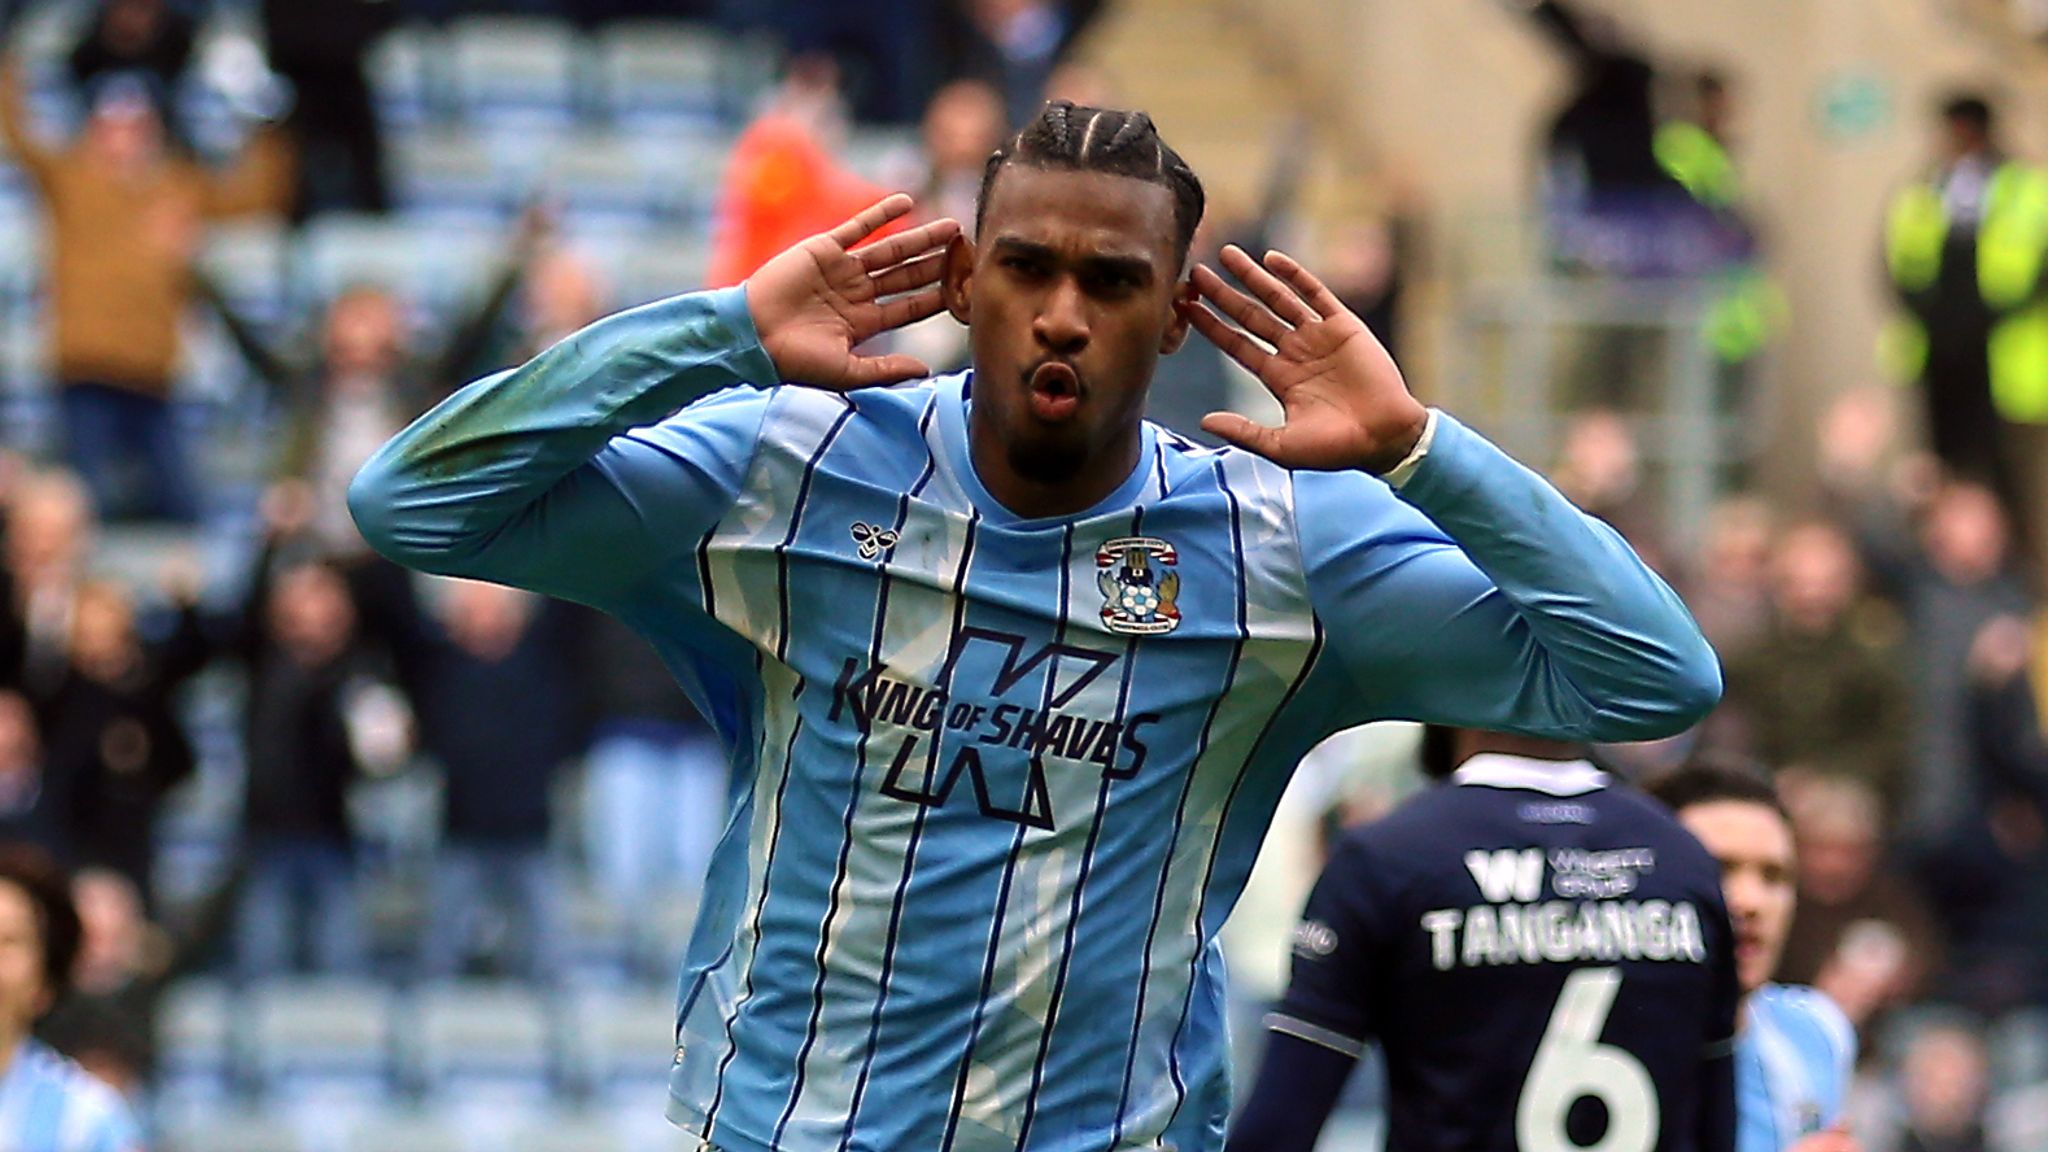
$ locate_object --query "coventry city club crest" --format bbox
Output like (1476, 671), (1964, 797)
(1096, 536), (1181, 635)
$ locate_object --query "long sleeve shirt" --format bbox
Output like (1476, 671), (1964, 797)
(348, 286), (1719, 1152)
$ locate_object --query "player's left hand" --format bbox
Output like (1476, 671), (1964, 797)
(1186, 244), (1430, 475)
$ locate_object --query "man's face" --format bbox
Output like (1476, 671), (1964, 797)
(948, 165), (1190, 496)
(1680, 800), (1796, 994)
(0, 882), (50, 1039)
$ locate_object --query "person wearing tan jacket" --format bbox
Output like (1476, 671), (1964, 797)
(0, 59), (291, 522)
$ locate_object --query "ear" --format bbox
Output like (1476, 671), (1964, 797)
(943, 234), (976, 326)
(1160, 278), (1196, 355)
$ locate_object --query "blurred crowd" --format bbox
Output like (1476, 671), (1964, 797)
(0, 0), (2043, 1150)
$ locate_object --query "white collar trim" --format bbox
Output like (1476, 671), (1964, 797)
(1452, 753), (1607, 796)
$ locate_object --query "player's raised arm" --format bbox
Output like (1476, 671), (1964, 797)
(1188, 244), (1719, 741)
(347, 195), (958, 608)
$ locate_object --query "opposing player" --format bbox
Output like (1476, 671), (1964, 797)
(1228, 728), (1738, 1152)
(1650, 763), (1858, 1152)
(349, 102), (1719, 1152)
(0, 849), (143, 1152)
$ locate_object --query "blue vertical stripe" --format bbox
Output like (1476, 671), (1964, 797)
(1111, 463), (1249, 1140)
(704, 405), (856, 1142)
(938, 523), (1077, 1152)
(772, 485), (918, 1145)
(1014, 507), (1148, 1151)
(1160, 617), (1326, 1132)
(838, 509), (981, 1152)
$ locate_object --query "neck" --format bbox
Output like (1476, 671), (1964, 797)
(967, 418), (1142, 521)
(0, 1026), (27, 1076)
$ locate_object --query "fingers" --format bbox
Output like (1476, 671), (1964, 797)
(1199, 411), (1282, 458)
(854, 215), (962, 271)
(1184, 300), (1272, 377)
(869, 251), (947, 298)
(827, 193), (918, 250)
(1261, 248), (1348, 320)
(874, 285), (947, 331)
(845, 352), (934, 388)
(1219, 245), (1318, 327)
(1190, 264), (1291, 347)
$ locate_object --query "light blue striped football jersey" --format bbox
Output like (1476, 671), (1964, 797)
(1736, 985), (1855, 1152)
(350, 287), (1720, 1152)
(0, 1039), (142, 1152)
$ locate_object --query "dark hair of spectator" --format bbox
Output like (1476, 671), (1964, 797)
(1644, 755), (1790, 823)
(1942, 94), (1995, 137)
(976, 101), (1206, 266)
(0, 845), (81, 1003)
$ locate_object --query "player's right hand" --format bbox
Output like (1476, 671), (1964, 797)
(746, 194), (961, 390)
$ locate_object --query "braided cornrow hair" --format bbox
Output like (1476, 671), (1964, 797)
(976, 100), (1206, 265)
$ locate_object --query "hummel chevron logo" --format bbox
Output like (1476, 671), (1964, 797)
(851, 522), (900, 560)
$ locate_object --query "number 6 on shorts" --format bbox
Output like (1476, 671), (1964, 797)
(1515, 968), (1659, 1152)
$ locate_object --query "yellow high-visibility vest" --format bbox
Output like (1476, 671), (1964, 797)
(1654, 122), (1739, 210)
(1884, 161), (2048, 423)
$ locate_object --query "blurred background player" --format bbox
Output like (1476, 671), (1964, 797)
(1652, 760), (1860, 1152)
(1227, 727), (1738, 1152)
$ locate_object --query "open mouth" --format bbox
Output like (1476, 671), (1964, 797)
(1027, 361), (1082, 423)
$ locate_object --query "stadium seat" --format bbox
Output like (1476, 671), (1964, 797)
(565, 987), (676, 1106)
(614, 232), (711, 310)
(156, 977), (237, 1100)
(508, 1110), (633, 1152)
(537, 135), (661, 232)
(298, 214), (501, 315)
(1990, 1007), (2048, 1092)
(342, 1112), (471, 1152)
(561, 883), (632, 985)
(246, 977), (397, 1102)
(407, 980), (558, 1100)
(368, 24), (449, 128)
(448, 17), (583, 135)
(840, 126), (924, 189)
(156, 1109), (306, 1152)
(198, 220), (293, 331)
(387, 126), (512, 233)
(593, 21), (723, 130)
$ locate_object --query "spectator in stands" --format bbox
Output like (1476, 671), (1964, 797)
(230, 550), (375, 979)
(1775, 774), (1941, 1041)
(403, 580), (579, 983)
(0, 846), (142, 1150)
(0, 54), (292, 522)
(0, 471), (94, 701)
(1550, 408), (1657, 543)
(956, 0), (1073, 127)
(1882, 95), (2046, 536)
(66, 0), (198, 149)
(0, 694), (63, 862)
(1819, 389), (2036, 854)
(580, 611), (727, 940)
(1866, 482), (2031, 856)
(1688, 494), (1776, 658)
(1723, 521), (1911, 808)
(705, 53), (895, 288)
(890, 79), (1007, 377)
(747, 0), (939, 124)
(205, 204), (549, 555)
(1877, 1021), (1993, 1152)
(1917, 612), (2048, 1013)
(37, 580), (206, 904)
(1505, 0), (1715, 277)
(261, 0), (400, 221)
(35, 868), (164, 1096)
